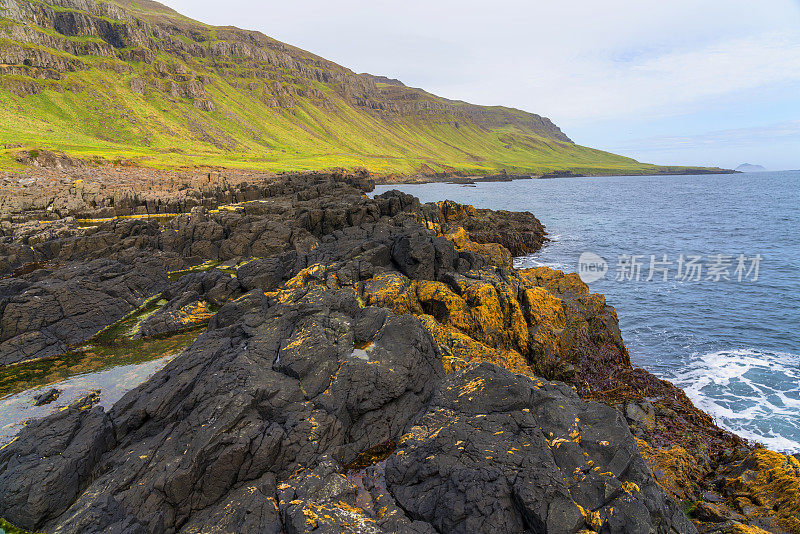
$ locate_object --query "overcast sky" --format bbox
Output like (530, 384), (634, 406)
(161, 0), (800, 170)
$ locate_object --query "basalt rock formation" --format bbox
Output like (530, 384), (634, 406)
(0, 253), (169, 365)
(0, 173), (797, 533)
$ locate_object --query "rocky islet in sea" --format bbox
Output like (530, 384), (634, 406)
(0, 171), (798, 533)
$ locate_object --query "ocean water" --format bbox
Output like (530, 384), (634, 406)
(0, 355), (176, 447)
(373, 171), (800, 452)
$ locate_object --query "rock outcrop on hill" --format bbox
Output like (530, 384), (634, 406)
(0, 0), (737, 175)
(0, 173), (796, 533)
(0, 0), (571, 137)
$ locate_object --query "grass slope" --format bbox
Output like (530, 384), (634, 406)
(0, 1), (715, 175)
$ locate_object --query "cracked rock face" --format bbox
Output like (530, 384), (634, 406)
(0, 282), (446, 533)
(0, 284), (693, 534)
(0, 254), (170, 365)
(386, 363), (694, 534)
(0, 173), (697, 533)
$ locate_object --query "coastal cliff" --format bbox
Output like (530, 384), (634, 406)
(0, 172), (797, 533)
(0, 0), (730, 175)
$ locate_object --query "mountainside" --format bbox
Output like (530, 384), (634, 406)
(0, 0), (725, 175)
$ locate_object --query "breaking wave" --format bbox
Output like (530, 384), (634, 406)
(667, 348), (800, 453)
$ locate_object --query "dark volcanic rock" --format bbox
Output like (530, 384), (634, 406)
(32, 387), (61, 406)
(0, 172), (716, 533)
(0, 281), (695, 534)
(436, 199), (548, 256)
(0, 393), (114, 529)
(386, 363), (694, 534)
(0, 254), (169, 365)
(0, 282), (445, 532)
(134, 269), (241, 338)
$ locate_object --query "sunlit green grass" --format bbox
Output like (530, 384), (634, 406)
(0, 7), (718, 176)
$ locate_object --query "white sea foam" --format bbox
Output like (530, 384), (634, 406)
(667, 348), (800, 453)
(513, 255), (568, 271)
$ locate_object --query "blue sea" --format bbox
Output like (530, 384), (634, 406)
(374, 171), (800, 453)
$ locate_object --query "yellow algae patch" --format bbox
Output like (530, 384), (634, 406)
(719, 525), (774, 534)
(418, 314), (531, 376)
(307, 415), (321, 439)
(621, 481), (640, 494)
(284, 263), (328, 290)
(362, 271), (420, 316)
(443, 226), (470, 247)
(547, 437), (571, 449)
(334, 501), (373, 519)
(443, 226), (512, 268)
(457, 377), (485, 399)
(359, 268), (579, 381)
(296, 501), (378, 532)
(415, 281), (472, 331)
(436, 200), (478, 220)
(399, 421), (449, 445)
(302, 507), (320, 528)
(283, 328), (312, 351)
(520, 268), (592, 298)
(521, 286), (567, 351)
(168, 260), (221, 280)
(0, 435), (20, 451)
(76, 213), (180, 225)
(578, 504), (603, 530)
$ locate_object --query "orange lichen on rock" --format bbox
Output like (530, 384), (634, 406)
(436, 200), (477, 221)
(521, 286), (567, 351)
(283, 263), (329, 290)
(361, 272), (536, 371)
(361, 272), (421, 316)
(360, 264), (626, 385)
(635, 438), (702, 502)
(444, 226), (513, 268)
(700, 522), (776, 534)
(718, 448), (800, 533)
(418, 314), (534, 376)
(176, 301), (215, 326)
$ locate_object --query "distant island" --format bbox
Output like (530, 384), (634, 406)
(736, 163), (768, 172)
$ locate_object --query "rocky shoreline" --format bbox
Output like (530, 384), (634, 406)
(0, 171), (797, 533)
(0, 163), (736, 222)
(374, 168), (736, 186)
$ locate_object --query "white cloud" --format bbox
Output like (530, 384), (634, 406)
(515, 32), (800, 123)
(615, 120), (800, 151)
(167, 0), (800, 122)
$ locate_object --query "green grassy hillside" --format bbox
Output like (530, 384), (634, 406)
(0, 0), (724, 175)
